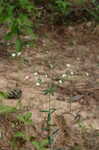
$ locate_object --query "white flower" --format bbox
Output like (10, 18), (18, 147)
(25, 76), (30, 80)
(86, 72), (89, 76)
(17, 52), (21, 56)
(70, 71), (74, 75)
(62, 73), (66, 77)
(11, 53), (16, 57)
(36, 82), (40, 86)
(59, 80), (63, 84)
(66, 64), (71, 67)
(45, 74), (48, 78)
(34, 72), (38, 76)
(7, 42), (10, 46)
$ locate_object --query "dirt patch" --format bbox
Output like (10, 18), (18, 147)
(0, 23), (99, 149)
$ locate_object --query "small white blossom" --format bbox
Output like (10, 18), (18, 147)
(11, 53), (16, 57)
(86, 22), (91, 27)
(45, 74), (48, 78)
(66, 64), (71, 67)
(36, 82), (40, 86)
(17, 52), (21, 56)
(86, 72), (89, 76)
(25, 76), (30, 80)
(34, 72), (38, 76)
(62, 74), (66, 77)
(24, 35), (31, 40)
(70, 71), (74, 75)
(7, 42), (10, 46)
(59, 80), (63, 84)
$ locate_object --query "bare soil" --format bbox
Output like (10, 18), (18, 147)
(0, 22), (99, 150)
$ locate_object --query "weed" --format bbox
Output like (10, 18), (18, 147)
(41, 83), (57, 149)
(32, 139), (48, 150)
(43, 84), (57, 96)
(86, 4), (99, 21)
(0, 0), (37, 52)
(0, 91), (8, 99)
(17, 112), (32, 125)
(55, 0), (71, 16)
(0, 105), (17, 114)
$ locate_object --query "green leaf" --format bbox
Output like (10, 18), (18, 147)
(26, 119), (32, 124)
(40, 108), (56, 113)
(16, 38), (22, 52)
(0, 6), (4, 17)
(24, 112), (32, 120)
(26, 28), (33, 35)
(48, 136), (53, 145)
(4, 32), (14, 40)
(17, 14), (32, 26)
(40, 110), (49, 112)
(40, 139), (48, 147)
(31, 32), (38, 40)
(47, 112), (51, 122)
(10, 20), (20, 34)
(0, 105), (17, 114)
(32, 139), (48, 150)
(74, 0), (85, 5)
(7, 5), (14, 17)
(17, 115), (25, 123)
(32, 141), (41, 150)
(17, 112), (32, 124)
(43, 87), (56, 95)
(0, 91), (8, 99)
(14, 132), (25, 138)
(41, 128), (49, 131)
(19, 0), (34, 11)
(19, 0), (28, 6)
